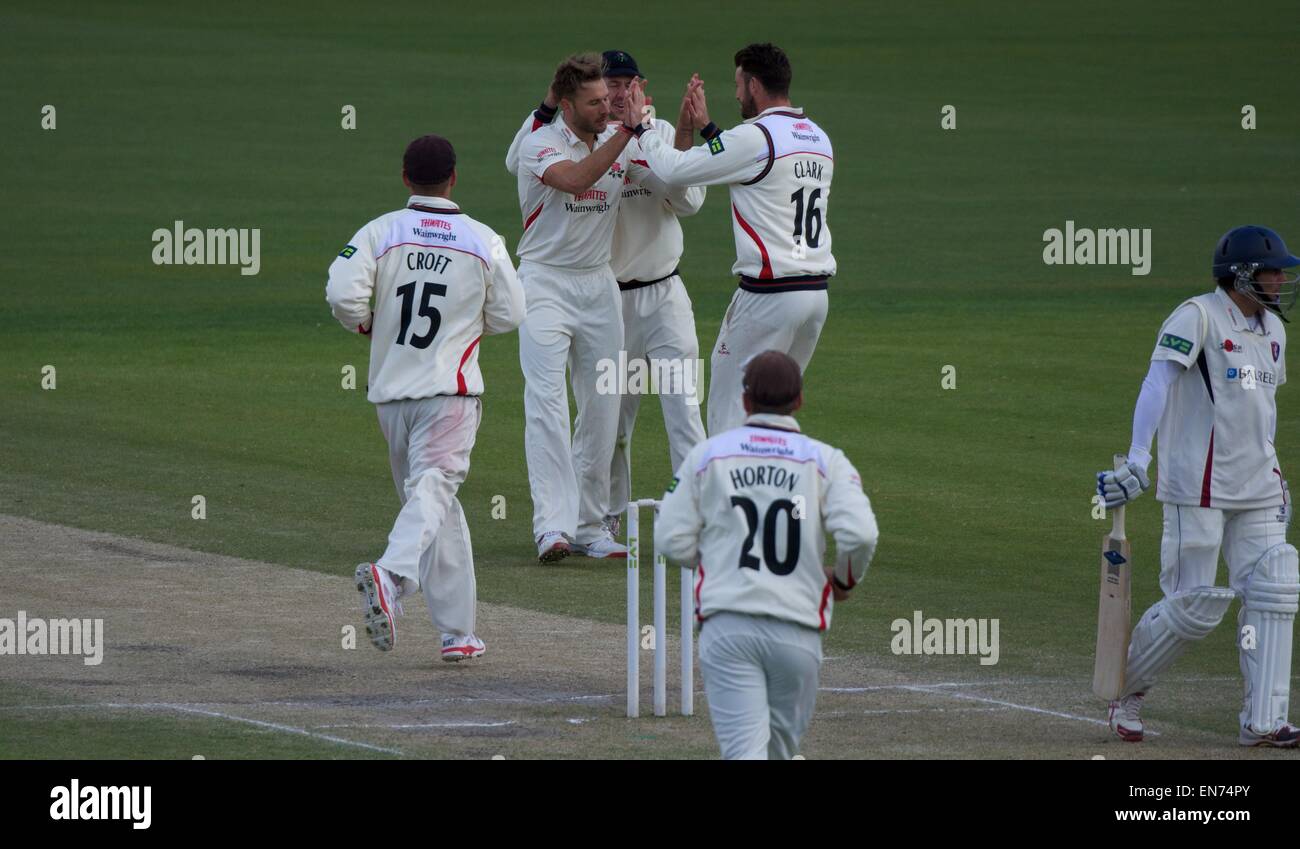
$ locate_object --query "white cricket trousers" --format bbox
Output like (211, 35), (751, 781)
(1153, 502), (1290, 728)
(518, 260), (624, 544)
(608, 275), (707, 519)
(375, 395), (480, 637)
(698, 611), (823, 760)
(707, 288), (828, 436)
(1157, 503), (1288, 597)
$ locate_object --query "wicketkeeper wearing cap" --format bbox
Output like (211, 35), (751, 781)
(326, 135), (525, 662)
(655, 351), (878, 759)
(1097, 224), (1300, 746)
(506, 49), (708, 542)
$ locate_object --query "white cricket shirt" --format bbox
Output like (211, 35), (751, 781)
(325, 195), (526, 404)
(654, 413), (878, 631)
(1151, 286), (1288, 509)
(507, 112), (703, 281)
(636, 106), (836, 291)
(515, 117), (647, 270)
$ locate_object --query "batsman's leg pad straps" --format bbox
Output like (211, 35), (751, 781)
(1124, 586), (1236, 696)
(1240, 544), (1300, 733)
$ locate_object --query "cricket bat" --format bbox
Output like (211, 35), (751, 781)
(1092, 454), (1132, 700)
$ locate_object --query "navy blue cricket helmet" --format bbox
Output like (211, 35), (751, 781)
(1213, 224), (1300, 321)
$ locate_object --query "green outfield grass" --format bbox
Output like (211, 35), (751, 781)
(3, 0), (1300, 756)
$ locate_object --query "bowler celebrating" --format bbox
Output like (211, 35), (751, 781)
(505, 49), (708, 537)
(326, 135), (525, 661)
(624, 43), (835, 435)
(513, 54), (655, 561)
(1097, 225), (1300, 746)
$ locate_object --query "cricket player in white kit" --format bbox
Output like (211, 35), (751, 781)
(514, 54), (660, 562)
(505, 50), (708, 536)
(1098, 225), (1300, 746)
(326, 135), (525, 661)
(656, 351), (878, 759)
(623, 43), (835, 436)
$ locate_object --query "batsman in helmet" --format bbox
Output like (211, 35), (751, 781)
(1096, 224), (1300, 746)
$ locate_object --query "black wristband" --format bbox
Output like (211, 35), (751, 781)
(699, 122), (721, 140)
(620, 123), (648, 139)
(831, 575), (852, 592)
(536, 101), (557, 121)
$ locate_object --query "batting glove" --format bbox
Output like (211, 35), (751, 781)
(1097, 460), (1150, 509)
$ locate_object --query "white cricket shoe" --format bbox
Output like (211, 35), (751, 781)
(537, 531), (571, 563)
(574, 533), (628, 559)
(1108, 692), (1144, 742)
(441, 633), (486, 662)
(354, 562), (400, 651)
(1239, 722), (1300, 748)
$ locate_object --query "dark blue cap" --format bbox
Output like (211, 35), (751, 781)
(602, 50), (640, 78)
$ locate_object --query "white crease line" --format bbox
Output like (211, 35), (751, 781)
(0, 702), (403, 755)
(162, 705), (406, 754)
(900, 686), (1159, 736)
(821, 707), (1010, 717)
(821, 682), (984, 693)
(312, 721), (515, 730)
(0, 694), (619, 712)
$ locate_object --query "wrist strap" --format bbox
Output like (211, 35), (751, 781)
(699, 122), (721, 140)
(619, 123), (647, 138)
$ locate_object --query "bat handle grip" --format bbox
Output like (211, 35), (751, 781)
(1111, 453), (1128, 540)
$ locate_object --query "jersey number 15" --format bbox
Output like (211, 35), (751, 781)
(395, 280), (447, 349)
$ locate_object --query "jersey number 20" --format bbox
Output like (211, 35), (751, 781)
(730, 496), (801, 575)
(395, 280), (447, 349)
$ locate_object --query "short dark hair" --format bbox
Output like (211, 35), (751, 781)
(743, 351), (802, 415)
(734, 43), (791, 97)
(403, 134), (456, 190)
(553, 53), (607, 104)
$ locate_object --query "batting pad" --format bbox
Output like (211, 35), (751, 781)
(1239, 544), (1300, 733)
(1123, 586), (1237, 697)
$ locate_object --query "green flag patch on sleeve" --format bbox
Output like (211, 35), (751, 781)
(708, 136), (725, 155)
(339, 245), (357, 259)
(1159, 333), (1193, 355)
(666, 476), (679, 493)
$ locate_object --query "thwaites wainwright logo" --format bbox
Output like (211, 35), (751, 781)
(50, 780), (151, 829)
